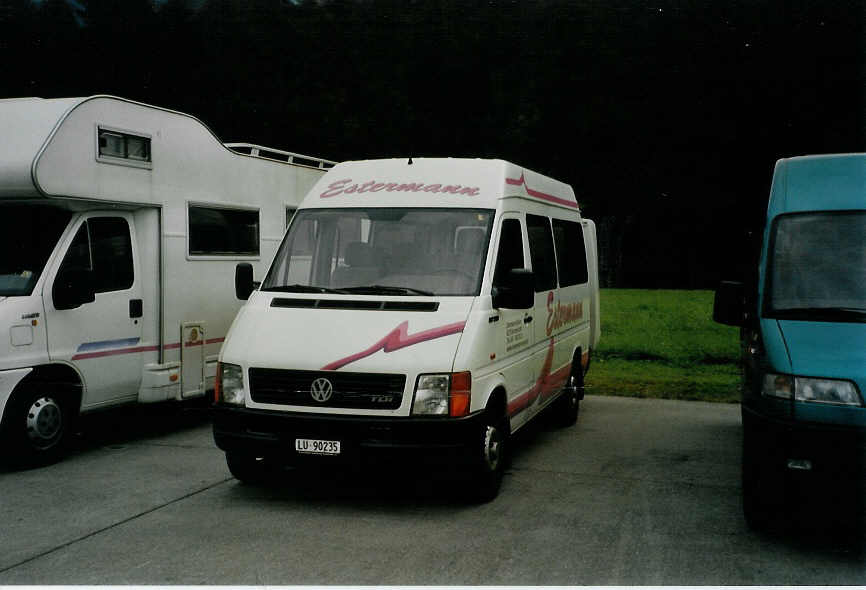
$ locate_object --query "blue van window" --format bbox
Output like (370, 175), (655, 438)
(765, 211), (866, 321)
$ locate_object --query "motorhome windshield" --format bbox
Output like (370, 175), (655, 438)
(0, 205), (72, 297)
(263, 208), (494, 296)
(764, 211), (866, 322)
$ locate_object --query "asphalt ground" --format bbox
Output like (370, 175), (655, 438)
(1, 394), (865, 585)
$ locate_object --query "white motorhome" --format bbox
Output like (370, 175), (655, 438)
(213, 157), (600, 500)
(0, 95), (333, 465)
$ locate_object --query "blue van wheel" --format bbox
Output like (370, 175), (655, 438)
(742, 421), (786, 531)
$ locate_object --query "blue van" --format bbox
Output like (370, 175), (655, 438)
(715, 154), (866, 529)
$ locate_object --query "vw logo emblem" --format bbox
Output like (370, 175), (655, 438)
(310, 377), (334, 403)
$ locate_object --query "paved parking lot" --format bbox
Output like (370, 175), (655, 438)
(1, 395), (865, 585)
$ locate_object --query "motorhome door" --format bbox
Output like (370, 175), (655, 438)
(45, 212), (144, 407)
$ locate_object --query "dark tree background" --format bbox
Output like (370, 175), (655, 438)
(2, 0), (863, 288)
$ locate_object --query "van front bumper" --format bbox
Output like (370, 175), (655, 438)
(212, 405), (486, 468)
(743, 404), (866, 479)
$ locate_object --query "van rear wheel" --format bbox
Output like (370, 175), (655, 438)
(554, 363), (582, 427)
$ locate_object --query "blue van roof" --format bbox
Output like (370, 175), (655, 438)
(769, 154), (866, 218)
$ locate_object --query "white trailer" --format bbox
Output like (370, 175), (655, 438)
(0, 95), (333, 465)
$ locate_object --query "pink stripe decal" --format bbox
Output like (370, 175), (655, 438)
(507, 338), (572, 417)
(72, 337), (226, 360)
(506, 172), (579, 209)
(321, 320), (466, 371)
(72, 345), (159, 361)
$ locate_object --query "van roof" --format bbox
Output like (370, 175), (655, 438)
(301, 157), (580, 213)
(769, 153), (866, 218)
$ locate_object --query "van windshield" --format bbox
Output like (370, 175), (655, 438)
(0, 205), (72, 297)
(263, 208), (494, 296)
(764, 211), (866, 322)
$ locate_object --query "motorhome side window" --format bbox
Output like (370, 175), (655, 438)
(493, 218), (525, 285)
(58, 218), (134, 293)
(552, 219), (588, 286)
(526, 214), (557, 291)
(188, 205), (259, 257)
(97, 127), (151, 166)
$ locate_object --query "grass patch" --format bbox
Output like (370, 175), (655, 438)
(586, 289), (741, 403)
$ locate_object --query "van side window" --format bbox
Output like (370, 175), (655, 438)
(526, 214), (557, 291)
(493, 218), (525, 285)
(189, 205), (259, 256)
(58, 217), (134, 294)
(552, 219), (588, 286)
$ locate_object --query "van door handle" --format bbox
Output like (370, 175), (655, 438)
(129, 299), (143, 319)
(523, 315), (533, 324)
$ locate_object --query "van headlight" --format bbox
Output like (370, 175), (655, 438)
(412, 372), (471, 417)
(413, 374), (450, 415)
(762, 373), (862, 406)
(217, 363), (246, 405)
(794, 377), (862, 406)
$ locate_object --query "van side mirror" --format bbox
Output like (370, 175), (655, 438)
(713, 280), (745, 326)
(492, 269), (534, 310)
(53, 268), (96, 310)
(235, 263), (255, 300)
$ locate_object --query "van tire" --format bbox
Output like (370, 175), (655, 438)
(0, 385), (72, 468)
(554, 361), (582, 427)
(226, 452), (273, 485)
(741, 420), (784, 531)
(468, 411), (508, 503)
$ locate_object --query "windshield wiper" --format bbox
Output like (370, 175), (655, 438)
(341, 285), (435, 296)
(769, 306), (866, 321)
(261, 284), (349, 294)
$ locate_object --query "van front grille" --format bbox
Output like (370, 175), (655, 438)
(248, 368), (405, 410)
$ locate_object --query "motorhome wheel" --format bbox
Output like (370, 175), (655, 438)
(1, 387), (70, 467)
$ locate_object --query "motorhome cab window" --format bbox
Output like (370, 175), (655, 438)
(97, 127), (151, 165)
(765, 211), (866, 321)
(263, 208), (494, 296)
(0, 205), (72, 296)
(188, 205), (260, 257)
(59, 217), (134, 293)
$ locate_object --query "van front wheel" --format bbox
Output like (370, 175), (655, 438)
(225, 452), (273, 485)
(467, 413), (508, 502)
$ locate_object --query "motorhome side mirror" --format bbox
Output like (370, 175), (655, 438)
(713, 280), (745, 326)
(235, 263), (255, 300)
(492, 269), (535, 310)
(53, 268), (96, 311)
